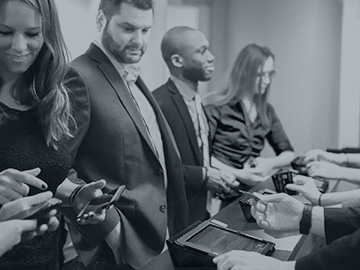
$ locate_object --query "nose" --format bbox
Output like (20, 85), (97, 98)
(207, 50), (214, 63)
(262, 75), (271, 85)
(131, 30), (143, 46)
(11, 33), (28, 52)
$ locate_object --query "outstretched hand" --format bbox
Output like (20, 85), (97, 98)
(248, 157), (274, 177)
(250, 193), (304, 232)
(286, 175), (321, 205)
(306, 161), (342, 179)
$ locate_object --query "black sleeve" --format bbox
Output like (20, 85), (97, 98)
(265, 104), (294, 155)
(296, 228), (360, 270)
(324, 205), (360, 244)
(182, 165), (204, 190)
(63, 67), (120, 245)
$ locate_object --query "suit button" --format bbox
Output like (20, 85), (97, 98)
(157, 168), (164, 175)
(159, 205), (167, 213)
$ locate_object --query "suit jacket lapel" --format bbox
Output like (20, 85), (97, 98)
(166, 80), (202, 164)
(86, 44), (158, 158)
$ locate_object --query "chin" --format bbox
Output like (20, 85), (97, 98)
(123, 56), (141, 64)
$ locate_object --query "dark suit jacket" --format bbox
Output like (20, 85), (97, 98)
(153, 79), (208, 224)
(64, 44), (188, 269)
(296, 204), (360, 270)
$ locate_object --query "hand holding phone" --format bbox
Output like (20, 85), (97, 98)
(5, 198), (62, 225)
(77, 185), (125, 219)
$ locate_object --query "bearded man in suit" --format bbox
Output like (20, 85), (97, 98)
(64, 1), (188, 269)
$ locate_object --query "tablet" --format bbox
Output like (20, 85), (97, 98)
(175, 221), (275, 257)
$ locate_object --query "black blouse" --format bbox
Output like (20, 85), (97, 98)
(0, 101), (71, 269)
(205, 102), (293, 169)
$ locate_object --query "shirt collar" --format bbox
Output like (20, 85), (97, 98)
(170, 75), (197, 101)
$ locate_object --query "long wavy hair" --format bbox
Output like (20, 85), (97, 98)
(0, 0), (74, 149)
(204, 44), (275, 127)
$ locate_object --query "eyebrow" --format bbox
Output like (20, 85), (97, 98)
(117, 22), (152, 30)
(0, 24), (41, 31)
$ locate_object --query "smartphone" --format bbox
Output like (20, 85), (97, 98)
(237, 190), (263, 202)
(6, 198), (62, 221)
(77, 185), (125, 218)
(313, 178), (329, 193)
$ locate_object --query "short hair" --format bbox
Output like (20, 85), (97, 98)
(0, 0), (73, 148)
(99, 0), (153, 20)
(161, 26), (197, 67)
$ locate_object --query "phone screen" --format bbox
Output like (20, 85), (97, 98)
(77, 185), (125, 218)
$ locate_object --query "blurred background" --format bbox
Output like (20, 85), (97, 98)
(55, 0), (360, 157)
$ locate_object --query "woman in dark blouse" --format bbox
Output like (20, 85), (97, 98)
(204, 44), (295, 186)
(0, 0), (105, 268)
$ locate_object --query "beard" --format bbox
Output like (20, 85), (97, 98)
(183, 65), (212, 82)
(101, 26), (145, 64)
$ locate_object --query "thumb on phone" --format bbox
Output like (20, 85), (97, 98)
(84, 179), (107, 191)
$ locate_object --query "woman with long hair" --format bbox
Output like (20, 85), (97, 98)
(0, 0), (105, 269)
(204, 44), (295, 187)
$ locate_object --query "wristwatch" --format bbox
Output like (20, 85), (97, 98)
(299, 204), (313, 235)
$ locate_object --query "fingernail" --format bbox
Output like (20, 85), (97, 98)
(41, 184), (47, 190)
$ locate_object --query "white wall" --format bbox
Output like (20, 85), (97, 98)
(55, 0), (99, 60)
(339, 0), (360, 147)
(209, 0), (343, 156)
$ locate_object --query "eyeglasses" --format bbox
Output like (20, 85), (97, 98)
(257, 70), (276, 79)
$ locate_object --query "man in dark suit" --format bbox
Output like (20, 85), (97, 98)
(153, 26), (238, 224)
(214, 191), (360, 270)
(63, 1), (188, 269)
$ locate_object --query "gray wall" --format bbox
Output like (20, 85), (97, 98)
(55, 0), (343, 156)
(208, 0), (342, 156)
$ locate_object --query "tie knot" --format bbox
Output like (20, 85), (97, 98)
(124, 65), (140, 83)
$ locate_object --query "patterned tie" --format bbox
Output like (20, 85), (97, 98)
(194, 93), (209, 167)
(124, 67), (159, 158)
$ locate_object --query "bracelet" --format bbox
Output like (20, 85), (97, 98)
(69, 185), (83, 207)
(299, 204), (313, 235)
(318, 193), (324, 206)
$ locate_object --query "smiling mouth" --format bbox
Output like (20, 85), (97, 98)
(6, 54), (30, 62)
(206, 66), (215, 72)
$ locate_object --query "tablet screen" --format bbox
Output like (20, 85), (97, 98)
(187, 225), (267, 254)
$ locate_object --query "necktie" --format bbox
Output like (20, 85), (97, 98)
(194, 93), (209, 167)
(124, 68), (159, 158)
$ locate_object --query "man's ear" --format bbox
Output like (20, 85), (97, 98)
(170, 54), (183, 68)
(96, 10), (107, 32)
